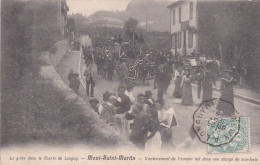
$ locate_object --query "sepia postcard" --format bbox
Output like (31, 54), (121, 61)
(1, 0), (260, 164)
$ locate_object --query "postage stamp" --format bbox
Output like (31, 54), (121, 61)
(207, 117), (250, 154)
(193, 98), (250, 153)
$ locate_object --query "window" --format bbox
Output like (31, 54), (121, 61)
(178, 32), (182, 48)
(172, 10), (175, 25)
(171, 34), (176, 49)
(190, 2), (193, 20)
(179, 7), (181, 23)
(188, 31), (193, 48)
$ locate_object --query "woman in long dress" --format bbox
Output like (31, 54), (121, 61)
(145, 118), (161, 153)
(181, 69), (193, 105)
(202, 66), (213, 102)
(173, 68), (183, 98)
(216, 70), (235, 116)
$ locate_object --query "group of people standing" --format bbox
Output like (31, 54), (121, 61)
(172, 53), (238, 116)
(89, 81), (178, 151)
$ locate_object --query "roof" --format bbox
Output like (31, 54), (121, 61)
(167, 0), (187, 9)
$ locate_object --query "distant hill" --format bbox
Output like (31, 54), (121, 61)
(86, 0), (172, 32)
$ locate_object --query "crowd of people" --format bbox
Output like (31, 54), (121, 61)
(88, 85), (178, 151)
(66, 31), (247, 151)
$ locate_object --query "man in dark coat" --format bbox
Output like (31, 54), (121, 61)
(115, 86), (131, 114)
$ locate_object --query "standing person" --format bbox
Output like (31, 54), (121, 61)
(145, 90), (155, 109)
(106, 56), (115, 81)
(145, 117), (161, 153)
(216, 69), (236, 116)
(181, 68), (193, 106)
(202, 64), (214, 102)
(100, 95), (117, 126)
(114, 86), (131, 139)
(154, 60), (168, 100)
(68, 69), (74, 86)
(125, 82), (135, 104)
(72, 74), (80, 95)
(117, 60), (129, 84)
(173, 67), (183, 98)
(164, 60), (172, 94)
(125, 94), (149, 149)
(84, 64), (95, 97)
(155, 99), (177, 151)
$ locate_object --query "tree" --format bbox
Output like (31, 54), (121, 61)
(124, 17), (139, 29)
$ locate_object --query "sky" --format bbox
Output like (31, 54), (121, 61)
(67, 0), (132, 17)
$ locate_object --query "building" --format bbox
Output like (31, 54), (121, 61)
(90, 17), (124, 29)
(168, 0), (198, 56)
(168, 0), (258, 58)
(58, 0), (69, 37)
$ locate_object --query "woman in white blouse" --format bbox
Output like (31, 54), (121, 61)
(155, 99), (178, 151)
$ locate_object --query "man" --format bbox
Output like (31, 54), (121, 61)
(84, 64), (95, 97)
(154, 59), (169, 100)
(145, 90), (155, 108)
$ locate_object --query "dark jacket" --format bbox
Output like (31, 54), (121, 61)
(115, 95), (131, 114)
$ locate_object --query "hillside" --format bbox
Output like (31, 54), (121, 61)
(86, 0), (172, 32)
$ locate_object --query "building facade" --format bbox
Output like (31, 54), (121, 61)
(168, 0), (198, 56)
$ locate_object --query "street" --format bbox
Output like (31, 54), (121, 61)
(55, 36), (260, 150)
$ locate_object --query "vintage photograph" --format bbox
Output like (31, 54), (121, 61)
(1, 0), (260, 164)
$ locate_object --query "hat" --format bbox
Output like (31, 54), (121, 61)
(109, 95), (117, 102)
(223, 69), (232, 73)
(145, 90), (152, 96)
(89, 98), (99, 104)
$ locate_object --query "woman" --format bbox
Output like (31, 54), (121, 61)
(145, 117), (161, 153)
(100, 96), (117, 125)
(155, 99), (177, 151)
(202, 65), (213, 102)
(173, 68), (183, 98)
(126, 94), (149, 149)
(216, 69), (236, 116)
(181, 69), (193, 105)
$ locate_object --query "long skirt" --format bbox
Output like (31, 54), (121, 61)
(145, 131), (162, 153)
(202, 82), (212, 102)
(173, 76), (182, 98)
(114, 114), (129, 140)
(181, 82), (193, 105)
(216, 91), (235, 116)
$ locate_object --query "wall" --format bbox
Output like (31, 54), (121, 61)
(40, 40), (136, 148)
(49, 39), (69, 67)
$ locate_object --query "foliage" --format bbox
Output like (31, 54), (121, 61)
(124, 17), (139, 29)
(198, 1), (260, 90)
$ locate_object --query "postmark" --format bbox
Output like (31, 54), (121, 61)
(207, 117), (250, 154)
(193, 98), (241, 147)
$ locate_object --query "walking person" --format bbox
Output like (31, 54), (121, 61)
(202, 64), (214, 102)
(84, 64), (95, 97)
(173, 67), (183, 98)
(216, 69), (236, 116)
(181, 68), (193, 106)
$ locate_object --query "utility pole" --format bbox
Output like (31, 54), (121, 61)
(146, 12), (148, 32)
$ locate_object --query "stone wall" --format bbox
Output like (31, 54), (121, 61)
(49, 40), (69, 67)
